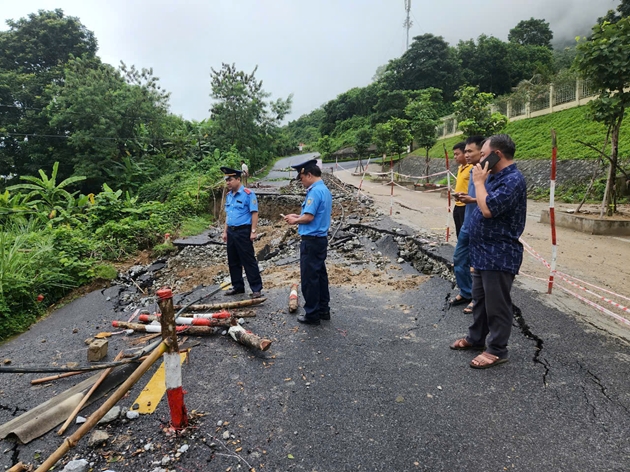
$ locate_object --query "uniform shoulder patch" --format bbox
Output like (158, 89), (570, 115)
(243, 188), (252, 194)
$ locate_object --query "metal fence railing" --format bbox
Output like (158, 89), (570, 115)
(438, 79), (600, 138)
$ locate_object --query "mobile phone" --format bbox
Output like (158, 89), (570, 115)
(482, 152), (500, 170)
(280, 213), (286, 218)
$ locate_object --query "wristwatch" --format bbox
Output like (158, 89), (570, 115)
(251, 229), (257, 233)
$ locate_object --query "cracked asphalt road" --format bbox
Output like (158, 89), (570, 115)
(0, 156), (628, 471)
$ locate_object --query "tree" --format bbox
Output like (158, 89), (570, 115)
(385, 118), (412, 175)
(406, 89), (441, 177)
(372, 64), (388, 83)
(453, 85), (508, 138)
(508, 18), (553, 49)
(209, 63), (292, 169)
(0, 10), (98, 180)
(47, 57), (170, 191)
(372, 89), (409, 124)
(457, 35), (553, 96)
(354, 127), (372, 173)
(553, 47), (578, 72)
(383, 34), (461, 100)
(373, 123), (390, 159)
(316, 135), (332, 160)
(575, 17), (630, 216)
(598, 0), (630, 24)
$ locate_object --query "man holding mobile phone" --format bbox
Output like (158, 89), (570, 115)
(450, 134), (527, 369)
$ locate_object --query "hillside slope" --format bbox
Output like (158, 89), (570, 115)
(415, 105), (630, 160)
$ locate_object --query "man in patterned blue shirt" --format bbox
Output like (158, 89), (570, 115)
(221, 167), (263, 299)
(450, 135), (527, 369)
(284, 159), (333, 326)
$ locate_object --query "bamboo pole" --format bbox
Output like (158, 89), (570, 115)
(35, 340), (170, 472)
(138, 311), (231, 324)
(57, 351), (124, 435)
(31, 370), (85, 385)
(112, 321), (229, 332)
(8, 462), (27, 472)
(174, 297), (266, 311)
(190, 310), (256, 319)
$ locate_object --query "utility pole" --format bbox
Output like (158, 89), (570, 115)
(404, 0), (413, 51)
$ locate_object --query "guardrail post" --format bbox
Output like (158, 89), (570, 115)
(156, 287), (188, 429)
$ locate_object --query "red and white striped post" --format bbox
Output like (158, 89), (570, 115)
(356, 157), (371, 200)
(548, 129), (558, 294)
(156, 287), (188, 429)
(443, 144), (452, 242)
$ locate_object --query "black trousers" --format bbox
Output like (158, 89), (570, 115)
(453, 205), (466, 238)
(466, 270), (515, 358)
(226, 226), (262, 293)
(300, 237), (330, 320)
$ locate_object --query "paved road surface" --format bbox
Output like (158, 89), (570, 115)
(0, 163), (628, 471)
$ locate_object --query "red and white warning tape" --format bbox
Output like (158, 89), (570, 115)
(520, 238), (630, 326)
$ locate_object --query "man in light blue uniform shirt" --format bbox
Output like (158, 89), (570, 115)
(284, 159), (332, 325)
(221, 166), (263, 298)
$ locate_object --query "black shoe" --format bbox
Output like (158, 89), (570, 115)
(297, 315), (320, 326)
(224, 288), (245, 296)
(319, 311), (331, 321)
(250, 291), (262, 299)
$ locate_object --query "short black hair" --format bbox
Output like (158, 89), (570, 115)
(304, 165), (322, 177)
(453, 142), (465, 152)
(465, 135), (485, 149)
(489, 134), (516, 159)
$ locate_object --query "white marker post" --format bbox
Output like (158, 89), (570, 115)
(157, 287), (188, 429)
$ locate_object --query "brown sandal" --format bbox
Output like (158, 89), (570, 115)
(450, 338), (484, 351)
(470, 352), (509, 369)
(463, 301), (474, 314)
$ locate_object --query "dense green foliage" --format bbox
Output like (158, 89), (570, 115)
(575, 15), (630, 214)
(453, 86), (508, 137)
(285, 16), (572, 156)
(0, 9), (297, 337)
(508, 18), (554, 49)
(416, 106), (630, 160)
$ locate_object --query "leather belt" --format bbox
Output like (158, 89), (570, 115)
(228, 224), (251, 231)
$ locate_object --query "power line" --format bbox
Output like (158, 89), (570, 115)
(1, 132), (182, 143)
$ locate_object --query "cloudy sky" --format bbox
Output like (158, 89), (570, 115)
(0, 0), (618, 122)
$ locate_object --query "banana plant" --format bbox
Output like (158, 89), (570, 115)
(7, 162), (86, 213)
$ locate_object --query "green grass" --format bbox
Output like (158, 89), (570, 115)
(412, 106), (630, 160)
(179, 214), (213, 237)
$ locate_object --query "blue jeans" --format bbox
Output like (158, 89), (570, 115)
(453, 228), (472, 299)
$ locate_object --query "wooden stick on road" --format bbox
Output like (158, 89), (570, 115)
(57, 351), (125, 435)
(31, 370), (85, 385)
(35, 340), (171, 472)
(174, 297), (266, 311)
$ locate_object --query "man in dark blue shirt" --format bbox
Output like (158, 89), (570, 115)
(221, 167), (263, 299)
(284, 159), (333, 326)
(450, 135), (527, 369)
